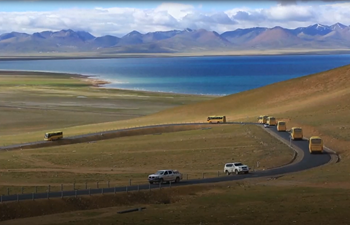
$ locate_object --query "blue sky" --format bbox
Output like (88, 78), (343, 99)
(0, 1), (349, 37)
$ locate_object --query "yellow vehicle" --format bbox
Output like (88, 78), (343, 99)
(266, 116), (277, 126)
(207, 116), (226, 123)
(290, 127), (303, 140)
(258, 115), (269, 124)
(44, 131), (63, 141)
(277, 121), (287, 132)
(309, 136), (323, 154)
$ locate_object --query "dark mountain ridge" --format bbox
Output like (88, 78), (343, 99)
(0, 23), (349, 53)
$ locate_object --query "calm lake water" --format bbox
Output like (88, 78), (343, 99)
(0, 54), (349, 96)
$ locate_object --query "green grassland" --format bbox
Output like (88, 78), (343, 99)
(1, 62), (350, 224)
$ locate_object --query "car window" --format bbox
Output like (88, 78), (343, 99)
(234, 163), (243, 166)
(156, 171), (164, 175)
(225, 164), (233, 167)
(168, 171), (173, 175)
(164, 171), (168, 175)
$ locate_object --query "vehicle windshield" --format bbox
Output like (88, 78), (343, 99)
(155, 170), (165, 175)
(294, 128), (302, 132)
(234, 163), (243, 166)
(311, 139), (322, 144)
(279, 122), (285, 125)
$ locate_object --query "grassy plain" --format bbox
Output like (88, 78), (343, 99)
(0, 124), (293, 194)
(0, 71), (214, 145)
(1, 62), (350, 224)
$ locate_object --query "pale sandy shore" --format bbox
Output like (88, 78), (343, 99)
(0, 48), (350, 61)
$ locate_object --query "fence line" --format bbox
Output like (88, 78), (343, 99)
(0, 170), (255, 203)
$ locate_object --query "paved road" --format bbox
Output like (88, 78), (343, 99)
(0, 122), (333, 202)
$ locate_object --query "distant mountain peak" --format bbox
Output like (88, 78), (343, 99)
(331, 22), (347, 30)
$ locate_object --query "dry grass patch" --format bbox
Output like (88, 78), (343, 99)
(0, 124), (293, 194)
(3, 181), (350, 225)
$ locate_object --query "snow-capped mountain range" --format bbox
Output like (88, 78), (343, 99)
(0, 23), (349, 53)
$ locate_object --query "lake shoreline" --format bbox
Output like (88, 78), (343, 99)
(0, 70), (219, 97)
(1, 49), (350, 61)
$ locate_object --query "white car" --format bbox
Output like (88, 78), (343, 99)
(264, 124), (270, 128)
(148, 170), (183, 184)
(224, 162), (250, 175)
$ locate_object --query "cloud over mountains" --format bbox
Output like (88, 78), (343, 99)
(1, 2), (350, 37)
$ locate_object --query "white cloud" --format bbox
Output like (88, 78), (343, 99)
(0, 2), (349, 37)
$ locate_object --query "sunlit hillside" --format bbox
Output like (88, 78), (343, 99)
(127, 64), (350, 155)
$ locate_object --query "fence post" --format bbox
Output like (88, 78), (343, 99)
(61, 190), (63, 199)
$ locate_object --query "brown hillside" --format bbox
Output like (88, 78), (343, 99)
(145, 64), (350, 123)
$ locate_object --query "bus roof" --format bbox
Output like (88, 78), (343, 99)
(310, 136), (322, 140)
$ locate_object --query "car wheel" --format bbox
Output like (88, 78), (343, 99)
(235, 170), (239, 175)
(175, 177), (180, 183)
(225, 170), (230, 175)
(159, 178), (164, 184)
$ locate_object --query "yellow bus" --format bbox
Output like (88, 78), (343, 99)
(277, 121), (287, 132)
(266, 116), (277, 126)
(258, 115), (269, 124)
(207, 116), (226, 124)
(290, 127), (303, 140)
(44, 131), (63, 141)
(309, 136), (323, 154)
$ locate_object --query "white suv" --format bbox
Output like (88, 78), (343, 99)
(224, 162), (250, 175)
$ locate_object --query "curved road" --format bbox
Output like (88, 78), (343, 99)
(0, 122), (334, 202)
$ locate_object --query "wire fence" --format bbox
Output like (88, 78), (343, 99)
(0, 169), (262, 203)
